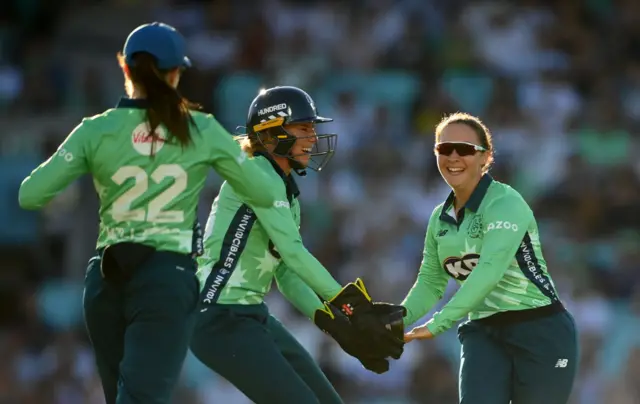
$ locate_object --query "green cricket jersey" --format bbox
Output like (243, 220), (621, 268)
(197, 152), (341, 311)
(18, 98), (276, 254)
(402, 175), (560, 336)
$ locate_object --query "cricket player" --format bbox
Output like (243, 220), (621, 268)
(402, 112), (579, 404)
(18, 22), (277, 404)
(190, 86), (405, 404)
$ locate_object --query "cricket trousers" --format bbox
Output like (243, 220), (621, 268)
(458, 302), (579, 404)
(190, 303), (344, 404)
(83, 250), (199, 404)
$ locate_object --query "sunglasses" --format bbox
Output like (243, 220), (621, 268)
(434, 141), (487, 156)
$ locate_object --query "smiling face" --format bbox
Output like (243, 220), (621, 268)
(436, 122), (491, 192)
(285, 122), (317, 167)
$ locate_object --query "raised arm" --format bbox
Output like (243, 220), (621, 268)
(19, 121), (90, 209)
(203, 116), (276, 208)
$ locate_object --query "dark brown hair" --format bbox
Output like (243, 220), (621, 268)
(118, 52), (201, 149)
(435, 112), (494, 172)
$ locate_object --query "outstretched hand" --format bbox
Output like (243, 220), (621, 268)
(328, 279), (406, 359)
(404, 324), (434, 342)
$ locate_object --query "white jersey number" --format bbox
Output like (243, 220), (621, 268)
(111, 164), (187, 223)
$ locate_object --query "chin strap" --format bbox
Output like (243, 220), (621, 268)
(287, 154), (307, 176)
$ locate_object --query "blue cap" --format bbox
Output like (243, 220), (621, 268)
(123, 22), (191, 70)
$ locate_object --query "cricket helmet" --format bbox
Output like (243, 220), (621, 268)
(246, 86), (337, 175)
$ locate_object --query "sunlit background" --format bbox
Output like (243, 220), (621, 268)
(1, 0), (639, 403)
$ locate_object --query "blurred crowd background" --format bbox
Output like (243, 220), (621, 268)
(1, 0), (640, 403)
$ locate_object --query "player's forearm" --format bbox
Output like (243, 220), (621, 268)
(19, 121), (89, 210)
(207, 118), (275, 208)
(19, 163), (64, 209)
(401, 274), (444, 327)
(281, 247), (342, 300)
(426, 256), (508, 335)
(255, 204), (342, 299)
(275, 265), (324, 319)
(19, 147), (87, 210)
(220, 159), (276, 208)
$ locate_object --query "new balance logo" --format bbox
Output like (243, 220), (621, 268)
(437, 229), (448, 237)
(554, 359), (568, 368)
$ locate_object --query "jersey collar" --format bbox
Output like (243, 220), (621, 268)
(116, 97), (147, 109)
(253, 151), (300, 202)
(440, 174), (493, 224)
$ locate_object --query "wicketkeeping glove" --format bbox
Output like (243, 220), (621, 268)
(372, 302), (406, 343)
(314, 303), (390, 374)
(328, 278), (406, 359)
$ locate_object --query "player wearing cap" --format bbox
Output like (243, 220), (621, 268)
(19, 22), (277, 404)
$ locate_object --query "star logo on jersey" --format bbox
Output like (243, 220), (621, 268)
(256, 251), (280, 279)
(442, 240), (480, 281)
(223, 259), (251, 304)
(461, 240), (477, 256)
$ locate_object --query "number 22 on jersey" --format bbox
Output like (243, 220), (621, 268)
(111, 164), (187, 223)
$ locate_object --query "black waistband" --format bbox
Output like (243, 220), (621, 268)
(473, 301), (566, 326)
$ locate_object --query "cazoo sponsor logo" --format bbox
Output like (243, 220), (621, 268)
(485, 221), (518, 233)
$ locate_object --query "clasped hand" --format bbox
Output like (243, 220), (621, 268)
(403, 323), (434, 342)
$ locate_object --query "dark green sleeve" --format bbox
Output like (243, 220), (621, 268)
(275, 262), (324, 319)
(401, 208), (450, 327)
(252, 203), (342, 300)
(203, 116), (276, 208)
(425, 195), (533, 336)
(19, 121), (90, 210)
